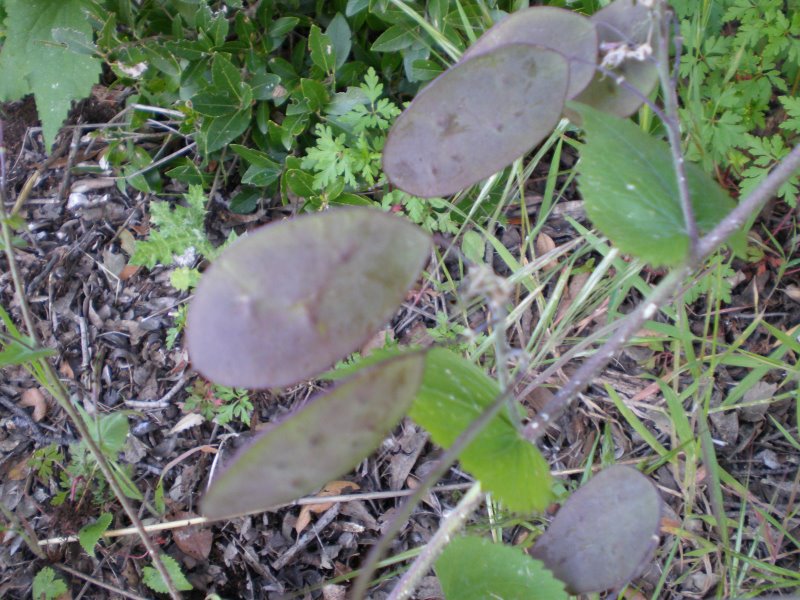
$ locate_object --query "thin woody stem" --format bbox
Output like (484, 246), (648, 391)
(654, 1), (699, 259)
(522, 143), (800, 442)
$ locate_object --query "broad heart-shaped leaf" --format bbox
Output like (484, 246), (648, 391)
(202, 354), (425, 518)
(0, 0), (102, 151)
(187, 208), (431, 388)
(573, 102), (744, 266)
(410, 348), (552, 512)
(460, 6), (597, 100)
(567, 0), (660, 121)
(436, 536), (568, 600)
(383, 44), (568, 198)
(529, 465), (663, 595)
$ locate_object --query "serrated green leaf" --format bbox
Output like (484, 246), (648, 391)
(436, 536), (568, 600)
(78, 513), (112, 556)
(32, 567), (68, 600)
(142, 554), (192, 593)
(131, 186), (212, 269)
(0, 0), (102, 151)
(202, 354), (425, 518)
(573, 102), (743, 266)
(410, 348), (553, 512)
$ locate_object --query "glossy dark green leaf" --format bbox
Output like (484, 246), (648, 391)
(326, 13), (352, 70)
(202, 354), (425, 518)
(383, 44), (568, 197)
(568, 0), (659, 120)
(187, 208), (431, 388)
(371, 24), (417, 52)
(410, 348), (552, 512)
(573, 102), (743, 266)
(530, 465), (662, 594)
(436, 536), (568, 600)
(460, 6), (597, 99)
(202, 108), (251, 154)
(309, 25), (336, 74)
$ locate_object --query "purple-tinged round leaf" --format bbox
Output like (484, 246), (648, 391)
(567, 0), (660, 120)
(186, 208), (430, 389)
(529, 465), (663, 594)
(202, 353), (425, 519)
(461, 7), (597, 100)
(383, 44), (569, 198)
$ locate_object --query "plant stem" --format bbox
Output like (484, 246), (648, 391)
(0, 123), (182, 600)
(655, 1), (699, 259)
(386, 482), (484, 600)
(350, 384), (517, 599)
(522, 142), (800, 442)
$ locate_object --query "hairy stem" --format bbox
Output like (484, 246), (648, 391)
(386, 482), (484, 600)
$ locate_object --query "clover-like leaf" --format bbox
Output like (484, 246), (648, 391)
(529, 465), (663, 595)
(573, 102), (743, 266)
(383, 44), (568, 198)
(410, 348), (552, 512)
(202, 353), (425, 518)
(436, 536), (568, 600)
(186, 208), (431, 388)
(568, 0), (660, 120)
(461, 6), (597, 100)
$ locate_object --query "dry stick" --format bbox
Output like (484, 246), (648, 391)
(0, 123), (182, 600)
(37, 483), (477, 546)
(56, 563), (149, 600)
(386, 482), (484, 600)
(655, 3), (699, 258)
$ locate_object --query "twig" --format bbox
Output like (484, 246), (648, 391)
(386, 482), (484, 600)
(124, 374), (190, 409)
(654, 1), (699, 258)
(37, 483), (476, 546)
(272, 504), (340, 570)
(55, 563), (148, 600)
(0, 121), (183, 600)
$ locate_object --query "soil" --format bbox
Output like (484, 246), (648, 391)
(1, 95), (799, 599)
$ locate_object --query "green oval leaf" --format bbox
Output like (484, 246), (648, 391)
(383, 44), (569, 198)
(529, 465), (663, 594)
(573, 102), (743, 266)
(202, 354), (425, 518)
(461, 7), (597, 100)
(410, 348), (552, 512)
(436, 536), (568, 600)
(568, 0), (660, 120)
(186, 208), (431, 388)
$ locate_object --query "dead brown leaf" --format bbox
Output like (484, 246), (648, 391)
(119, 264), (141, 281)
(20, 388), (48, 422)
(295, 480), (360, 534)
(171, 510), (213, 561)
(535, 232), (557, 270)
